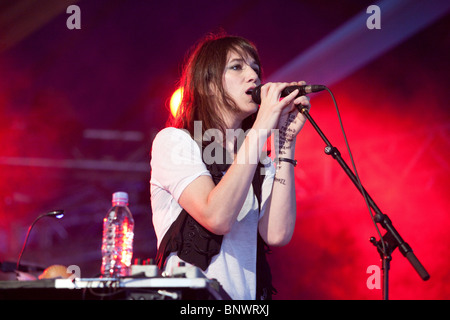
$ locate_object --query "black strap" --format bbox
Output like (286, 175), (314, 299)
(155, 161), (262, 271)
(253, 164), (277, 300)
(154, 143), (275, 299)
(155, 145), (228, 271)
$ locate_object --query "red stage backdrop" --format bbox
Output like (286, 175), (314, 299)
(269, 30), (450, 299)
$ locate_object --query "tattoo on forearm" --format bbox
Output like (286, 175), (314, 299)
(274, 177), (286, 185)
(278, 129), (294, 156)
(278, 113), (297, 153)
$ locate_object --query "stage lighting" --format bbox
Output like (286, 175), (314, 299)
(170, 87), (183, 117)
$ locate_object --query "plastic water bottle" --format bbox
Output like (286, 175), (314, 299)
(101, 191), (134, 277)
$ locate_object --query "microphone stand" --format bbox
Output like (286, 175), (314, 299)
(296, 105), (430, 300)
(16, 210), (64, 271)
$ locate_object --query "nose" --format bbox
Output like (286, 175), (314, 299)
(245, 66), (259, 84)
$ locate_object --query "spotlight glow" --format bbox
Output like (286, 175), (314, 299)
(170, 87), (183, 117)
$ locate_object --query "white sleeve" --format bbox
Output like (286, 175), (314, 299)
(150, 127), (211, 201)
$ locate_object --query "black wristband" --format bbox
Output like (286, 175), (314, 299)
(276, 157), (297, 167)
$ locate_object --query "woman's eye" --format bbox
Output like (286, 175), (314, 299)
(231, 64), (243, 70)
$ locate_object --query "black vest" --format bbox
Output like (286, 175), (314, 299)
(155, 145), (276, 300)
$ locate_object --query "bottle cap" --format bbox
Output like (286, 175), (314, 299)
(112, 191), (128, 205)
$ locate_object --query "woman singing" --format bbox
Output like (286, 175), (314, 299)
(150, 33), (310, 300)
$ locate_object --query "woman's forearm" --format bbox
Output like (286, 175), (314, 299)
(259, 128), (298, 246)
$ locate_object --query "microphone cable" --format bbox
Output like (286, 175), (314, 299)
(311, 87), (386, 256)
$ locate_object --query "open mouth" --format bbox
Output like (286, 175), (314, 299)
(245, 88), (254, 96)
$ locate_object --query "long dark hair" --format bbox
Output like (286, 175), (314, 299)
(168, 33), (262, 138)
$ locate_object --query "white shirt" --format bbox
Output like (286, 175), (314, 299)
(150, 127), (275, 300)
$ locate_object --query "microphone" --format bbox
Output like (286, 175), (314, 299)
(16, 210), (65, 271)
(251, 84), (326, 105)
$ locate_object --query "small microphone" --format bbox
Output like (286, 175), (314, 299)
(251, 84), (326, 105)
(16, 210), (64, 271)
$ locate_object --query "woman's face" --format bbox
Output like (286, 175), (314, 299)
(222, 50), (261, 121)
